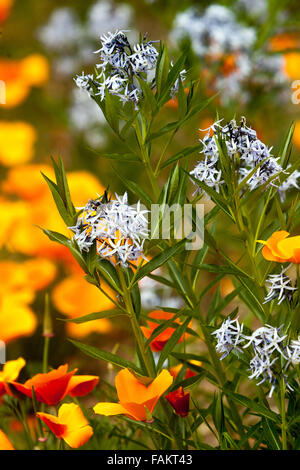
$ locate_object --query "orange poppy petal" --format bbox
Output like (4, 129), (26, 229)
(66, 375), (99, 397)
(278, 236), (300, 262)
(2, 357), (25, 382)
(36, 412), (66, 438)
(115, 369), (148, 404)
(93, 402), (129, 417)
(0, 429), (14, 450)
(145, 370), (173, 404)
(63, 425), (93, 449)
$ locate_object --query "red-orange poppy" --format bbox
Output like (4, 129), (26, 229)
(141, 310), (189, 352)
(166, 387), (190, 418)
(0, 0), (13, 24)
(11, 364), (77, 405)
(66, 375), (99, 398)
(37, 403), (93, 448)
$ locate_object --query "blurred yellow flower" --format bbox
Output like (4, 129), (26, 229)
(0, 429), (14, 450)
(293, 121), (300, 149)
(2, 165), (105, 260)
(0, 199), (28, 249)
(0, 121), (36, 166)
(0, 294), (37, 344)
(0, 54), (49, 107)
(284, 52), (300, 80)
(0, 357), (26, 397)
(52, 274), (114, 338)
(0, 258), (56, 344)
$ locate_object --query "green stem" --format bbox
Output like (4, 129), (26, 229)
(118, 266), (155, 377)
(279, 375), (287, 450)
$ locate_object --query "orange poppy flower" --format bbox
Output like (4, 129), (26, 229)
(0, 0), (13, 23)
(37, 403), (93, 448)
(65, 375), (99, 398)
(1, 165), (105, 263)
(0, 300), (37, 344)
(258, 230), (300, 264)
(141, 310), (189, 352)
(0, 121), (36, 166)
(0, 54), (49, 107)
(93, 368), (173, 421)
(0, 358), (25, 397)
(11, 364), (77, 405)
(166, 387), (190, 418)
(52, 274), (114, 339)
(0, 429), (14, 450)
(0, 262), (37, 344)
(270, 33), (300, 52)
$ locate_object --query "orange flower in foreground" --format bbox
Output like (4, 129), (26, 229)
(141, 310), (189, 352)
(94, 368), (173, 421)
(65, 375), (99, 398)
(166, 387), (190, 418)
(0, 54), (49, 107)
(258, 231), (300, 264)
(0, 358), (25, 397)
(0, 121), (36, 166)
(0, 0), (13, 24)
(37, 403), (93, 448)
(11, 364), (77, 405)
(0, 429), (14, 450)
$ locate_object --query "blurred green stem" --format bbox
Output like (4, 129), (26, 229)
(279, 375), (287, 450)
(117, 266), (155, 378)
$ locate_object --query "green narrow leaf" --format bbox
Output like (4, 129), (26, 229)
(63, 309), (127, 323)
(96, 259), (122, 293)
(223, 388), (280, 422)
(157, 317), (191, 371)
(262, 418), (282, 450)
(69, 340), (141, 373)
(132, 239), (186, 285)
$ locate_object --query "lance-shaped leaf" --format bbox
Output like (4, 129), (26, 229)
(62, 309), (127, 324)
(69, 340), (141, 374)
(157, 317), (191, 371)
(131, 239), (187, 286)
